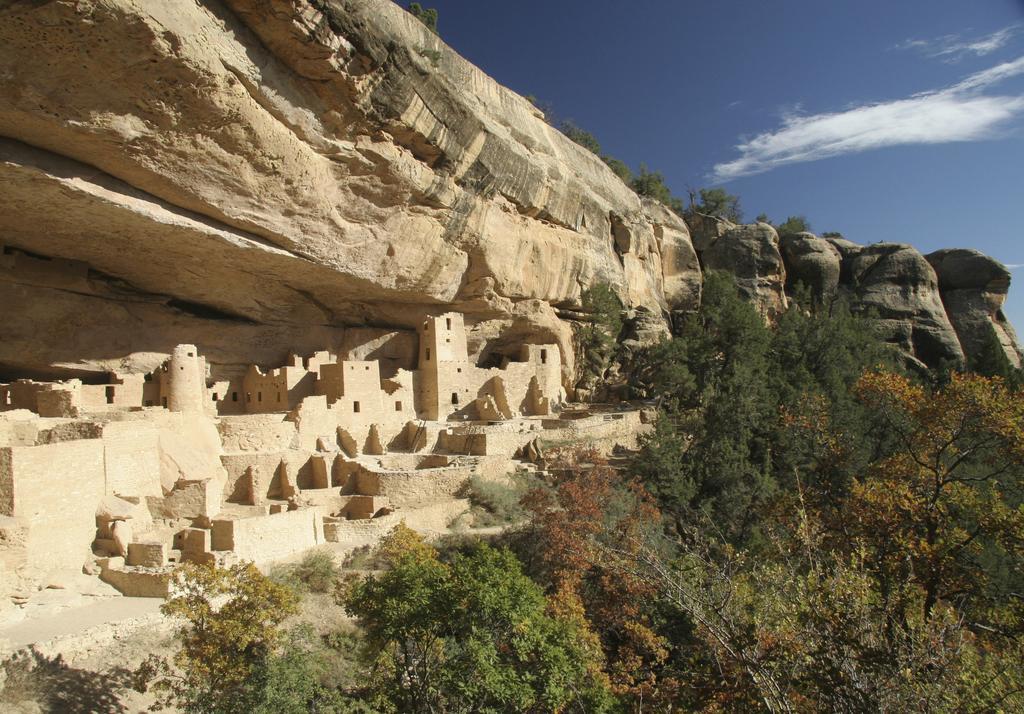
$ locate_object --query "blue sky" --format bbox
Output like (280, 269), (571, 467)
(414, 0), (1024, 327)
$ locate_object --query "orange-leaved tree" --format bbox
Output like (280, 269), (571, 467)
(521, 448), (676, 705)
(847, 370), (1024, 627)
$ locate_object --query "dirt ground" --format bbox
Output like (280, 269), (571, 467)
(0, 595), (172, 713)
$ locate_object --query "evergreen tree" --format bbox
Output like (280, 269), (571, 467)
(632, 165), (684, 214)
(635, 272), (776, 542)
(776, 215), (811, 235)
(602, 156), (634, 184)
(693, 187), (743, 222)
(559, 120), (601, 155)
(575, 282), (624, 388)
(407, 3), (438, 34)
(968, 326), (1018, 383)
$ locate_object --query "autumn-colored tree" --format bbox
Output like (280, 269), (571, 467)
(847, 370), (1024, 626)
(620, 506), (1024, 713)
(521, 449), (678, 706)
(144, 561), (344, 713)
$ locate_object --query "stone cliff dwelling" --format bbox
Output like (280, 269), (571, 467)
(0, 313), (648, 599)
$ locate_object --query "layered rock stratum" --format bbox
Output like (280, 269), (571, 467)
(0, 0), (1019, 383)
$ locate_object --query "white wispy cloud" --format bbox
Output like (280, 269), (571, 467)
(1006, 263), (1024, 269)
(897, 24), (1020, 63)
(711, 56), (1024, 182)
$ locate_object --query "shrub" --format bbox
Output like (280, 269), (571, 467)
(272, 549), (341, 594)
(631, 165), (684, 213)
(602, 156), (634, 184)
(559, 120), (602, 155)
(463, 469), (543, 527)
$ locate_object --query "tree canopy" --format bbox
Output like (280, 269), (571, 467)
(777, 215), (811, 235)
(342, 524), (611, 712)
(407, 3), (438, 34)
(631, 165), (685, 214)
(692, 187), (743, 222)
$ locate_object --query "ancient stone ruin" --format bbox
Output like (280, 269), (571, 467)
(0, 312), (650, 603)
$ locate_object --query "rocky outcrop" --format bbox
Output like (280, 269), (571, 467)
(926, 249), (1022, 368)
(0, 0), (1016, 381)
(835, 241), (965, 368)
(690, 216), (788, 319)
(780, 232), (841, 303)
(0, 0), (700, 387)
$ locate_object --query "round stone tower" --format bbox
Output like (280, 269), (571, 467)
(165, 344), (206, 413)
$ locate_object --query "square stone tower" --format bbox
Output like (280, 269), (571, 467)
(417, 313), (471, 420)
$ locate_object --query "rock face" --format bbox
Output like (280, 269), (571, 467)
(0, 0), (700, 386)
(842, 243), (964, 368)
(780, 232), (841, 303)
(926, 249), (1022, 368)
(691, 216), (788, 319)
(0, 0), (1017, 379)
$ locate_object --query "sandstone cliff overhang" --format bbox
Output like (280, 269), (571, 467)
(0, 0), (700, 385)
(0, 0), (1017, 379)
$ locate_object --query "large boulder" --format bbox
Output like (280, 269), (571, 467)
(926, 249), (1022, 368)
(699, 222), (788, 319)
(844, 243), (964, 368)
(779, 232), (841, 303)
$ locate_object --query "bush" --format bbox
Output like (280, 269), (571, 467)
(559, 120), (602, 155)
(272, 549), (341, 594)
(602, 156), (634, 184)
(463, 470), (543, 527)
(631, 165), (684, 213)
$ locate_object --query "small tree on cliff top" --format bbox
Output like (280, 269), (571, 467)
(692, 187), (743, 223)
(407, 3), (438, 34)
(777, 215), (811, 235)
